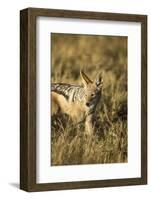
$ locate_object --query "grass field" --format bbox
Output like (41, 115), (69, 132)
(51, 33), (127, 166)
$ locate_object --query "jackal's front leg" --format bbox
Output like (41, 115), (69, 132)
(85, 114), (94, 135)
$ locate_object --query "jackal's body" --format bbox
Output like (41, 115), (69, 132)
(51, 83), (88, 121)
(52, 83), (85, 103)
(51, 71), (103, 135)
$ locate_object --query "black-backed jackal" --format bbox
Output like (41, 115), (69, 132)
(51, 71), (103, 135)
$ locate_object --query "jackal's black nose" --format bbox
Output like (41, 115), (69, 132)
(86, 102), (90, 107)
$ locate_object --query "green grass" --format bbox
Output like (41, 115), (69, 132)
(51, 33), (127, 166)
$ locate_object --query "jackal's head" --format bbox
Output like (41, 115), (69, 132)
(80, 70), (103, 109)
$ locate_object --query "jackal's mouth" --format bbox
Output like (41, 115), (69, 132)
(85, 103), (95, 111)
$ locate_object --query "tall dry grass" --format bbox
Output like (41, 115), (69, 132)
(51, 33), (127, 166)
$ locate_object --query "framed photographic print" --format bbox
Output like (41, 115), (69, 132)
(20, 8), (147, 191)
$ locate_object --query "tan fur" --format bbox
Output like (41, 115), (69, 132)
(52, 91), (86, 122)
(51, 92), (68, 113)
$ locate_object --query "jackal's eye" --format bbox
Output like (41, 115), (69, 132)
(91, 93), (95, 97)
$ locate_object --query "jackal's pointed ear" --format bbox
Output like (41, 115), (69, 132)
(95, 72), (103, 88)
(80, 70), (93, 87)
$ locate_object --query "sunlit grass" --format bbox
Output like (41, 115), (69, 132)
(51, 33), (127, 166)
